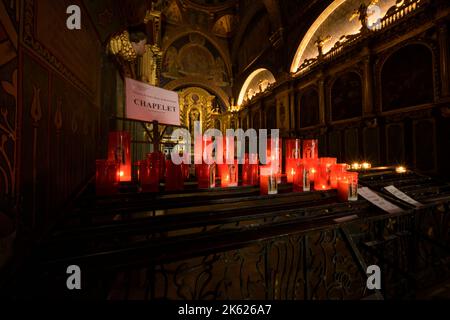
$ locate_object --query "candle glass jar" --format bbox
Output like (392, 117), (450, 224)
(196, 163), (216, 189)
(108, 131), (132, 182)
(304, 158), (319, 183)
(147, 152), (166, 181)
(96, 160), (119, 196)
(285, 138), (302, 159)
(243, 154), (259, 186)
(219, 161), (238, 188)
(330, 164), (348, 189)
(292, 161), (305, 192)
(266, 137), (282, 182)
(260, 166), (278, 195)
(302, 165), (311, 192)
(286, 139), (301, 183)
(140, 158), (160, 193)
(302, 139), (319, 160)
(165, 160), (184, 191)
(338, 172), (359, 202)
(315, 158), (337, 190)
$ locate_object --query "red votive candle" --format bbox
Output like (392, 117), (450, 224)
(292, 161), (305, 192)
(134, 161), (141, 183)
(304, 158), (319, 183)
(182, 163), (190, 180)
(286, 158), (300, 183)
(196, 163), (216, 189)
(286, 138), (302, 159)
(140, 158), (160, 193)
(315, 157), (337, 190)
(267, 138), (282, 183)
(219, 161), (238, 188)
(330, 164), (348, 189)
(219, 164), (229, 188)
(286, 139), (301, 183)
(96, 160), (119, 196)
(108, 131), (132, 182)
(338, 172), (359, 202)
(302, 139), (319, 160)
(165, 160), (184, 191)
(147, 152), (166, 181)
(260, 166), (278, 195)
(243, 154), (259, 186)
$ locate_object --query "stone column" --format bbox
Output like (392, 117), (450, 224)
(363, 55), (375, 115)
(289, 86), (296, 133)
(318, 76), (326, 125)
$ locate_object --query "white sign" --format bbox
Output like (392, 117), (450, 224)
(384, 185), (423, 208)
(358, 187), (404, 214)
(125, 77), (180, 126)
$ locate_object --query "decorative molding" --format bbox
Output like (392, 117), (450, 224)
(22, 0), (95, 99)
(164, 76), (231, 110)
(0, 70), (17, 196)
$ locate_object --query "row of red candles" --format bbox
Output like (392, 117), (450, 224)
(96, 133), (358, 201)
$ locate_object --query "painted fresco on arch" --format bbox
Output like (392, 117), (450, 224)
(161, 33), (230, 88)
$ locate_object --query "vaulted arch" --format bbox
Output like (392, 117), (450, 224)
(162, 30), (232, 77)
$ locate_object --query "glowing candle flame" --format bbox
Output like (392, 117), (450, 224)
(361, 162), (371, 170)
(396, 166), (407, 174)
(351, 163), (361, 170)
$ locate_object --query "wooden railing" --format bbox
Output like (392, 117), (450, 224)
(2, 169), (449, 300)
(372, 0), (423, 31)
(297, 0), (427, 76)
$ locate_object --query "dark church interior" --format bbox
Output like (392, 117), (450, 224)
(1, 0), (450, 303)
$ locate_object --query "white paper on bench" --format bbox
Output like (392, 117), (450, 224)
(358, 187), (404, 214)
(384, 185), (423, 208)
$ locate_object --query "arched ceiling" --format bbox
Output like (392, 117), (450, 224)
(290, 0), (398, 73)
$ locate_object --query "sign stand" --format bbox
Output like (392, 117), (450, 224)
(112, 117), (187, 152)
